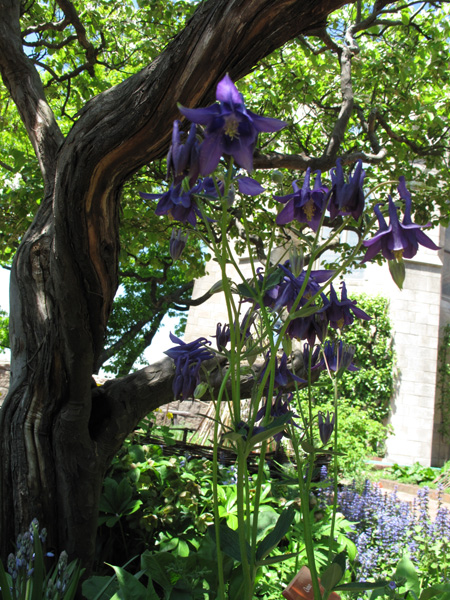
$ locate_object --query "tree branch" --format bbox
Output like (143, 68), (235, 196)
(0, 0), (63, 185)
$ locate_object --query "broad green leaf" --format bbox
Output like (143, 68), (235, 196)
(207, 522), (251, 563)
(256, 505), (295, 561)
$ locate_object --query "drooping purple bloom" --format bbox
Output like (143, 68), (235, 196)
(322, 281), (371, 330)
(318, 410), (335, 446)
(256, 392), (297, 442)
(179, 74), (286, 175)
(203, 174), (265, 198)
(169, 229), (188, 261)
(328, 159), (365, 221)
(285, 314), (326, 347)
(213, 322), (230, 351)
(139, 181), (204, 226)
(165, 332), (214, 363)
(166, 120), (200, 186)
(362, 177), (440, 263)
(275, 169), (329, 231)
(165, 332), (215, 399)
(321, 340), (358, 373)
(273, 264), (332, 313)
(259, 352), (306, 391)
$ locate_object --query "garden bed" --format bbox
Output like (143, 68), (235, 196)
(378, 478), (450, 502)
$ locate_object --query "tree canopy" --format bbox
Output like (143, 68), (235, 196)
(1, 0), (449, 373)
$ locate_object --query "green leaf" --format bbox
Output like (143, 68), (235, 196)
(335, 580), (391, 591)
(207, 522), (251, 562)
(395, 557), (420, 596)
(320, 563), (344, 592)
(107, 564), (149, 600)
(420, 584), (450, 600)
(30, 523), (45, 600)
(140, 550), (175, 591)
(256, 505), (295, 561)
(0, 559), (12, 600)
(246, 412), (294, 450)
(82, 575), (119, 600)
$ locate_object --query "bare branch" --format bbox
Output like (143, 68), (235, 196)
(22, 17), (70, 37)
(55, 0), (100, 72)
(23, 34), (77, 49)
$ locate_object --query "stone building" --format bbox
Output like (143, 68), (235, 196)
(184, 224), (450, 467)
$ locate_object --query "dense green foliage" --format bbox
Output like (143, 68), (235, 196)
(90, 431), (355, 599)
(310, 294), (394, 422)
(0, 309), (9, 351)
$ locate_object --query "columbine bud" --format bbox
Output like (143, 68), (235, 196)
(227, 184), (235, 208)
(318, 411), (335, 446)
(208, 279), (226, 294)
(388, 258), (405, 290)
(194, 382), (208, 398)
(272, 170), (284, 184)
(289, 245), (303, 278)
(169, 229), (188, 261)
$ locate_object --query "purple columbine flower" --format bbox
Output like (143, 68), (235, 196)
(256, 392), (297, 442)
(169, 229), (188, 261)
(259, 352), (306, 391)
(203, 174), (265, 198)
(318, 410), (335, 445)
(322, 281), (371, 330)
(166, 120), (200, 186)
(321, 340), (359, 373)
(273, 264), (332, 313)
(165, 332), (215, 400)
(286, 313), (326, 347)
(213, 322), (230, 351)
(328, 159), (366, 221)
(139, 181), (204, 226)
(275, 169), (329, 231)
(362, 177), (440, 263)
(178, 74), (286, 175)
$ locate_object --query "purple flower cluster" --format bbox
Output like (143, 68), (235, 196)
(332, 481), (450, 585)
(164, 332), (215, 400)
